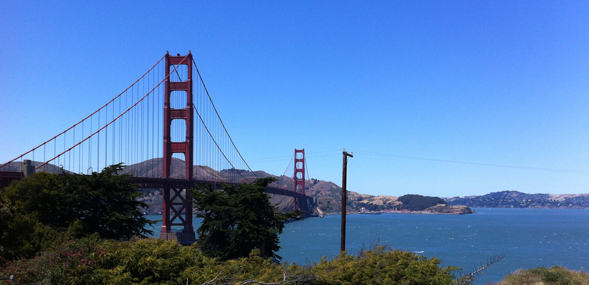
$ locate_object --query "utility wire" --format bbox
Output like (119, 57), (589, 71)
(354, 150), (589, 174)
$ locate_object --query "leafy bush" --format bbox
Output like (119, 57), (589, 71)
(180, 250), (310, 284)
(494, 266), (589, 285)
(1, 235), (102, 284)
(2, 239), (463, 285)
(91, 238), (202, 284)
(312, 246), (456, 285)
(1, 238), (308, 285)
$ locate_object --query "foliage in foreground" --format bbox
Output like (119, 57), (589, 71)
(0, 163), (155, 262)
(0, 238), (459, 285)
(493, 266), (589, 285)
(192, 177), (302, 262)
(313, 246), (456, 285)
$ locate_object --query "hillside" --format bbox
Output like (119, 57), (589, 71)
(126, 158), (402, 214)
(446, 190), (589, 208)
(2, 159), (473, 215)
(125, 159), (472, 215)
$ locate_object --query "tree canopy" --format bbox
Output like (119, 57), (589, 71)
(0, 163), (154, 261)
(192, 177), (301, 262)
(398, 194), (447, 211)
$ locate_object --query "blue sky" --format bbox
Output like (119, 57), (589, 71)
(1, 1), (589, 197)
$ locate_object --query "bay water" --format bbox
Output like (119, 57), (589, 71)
(146, 208), (589, 284)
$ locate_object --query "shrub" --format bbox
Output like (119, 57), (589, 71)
(1, 235), (102, 284)
(92, 238), (201, 284)
(180, 250), (311, 284)
(494, 266), (589, 285)
(312, 246), (456, 285)
(0, 239), (471, 285)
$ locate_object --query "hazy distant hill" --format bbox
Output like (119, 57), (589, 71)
(446, 190), (589, 209)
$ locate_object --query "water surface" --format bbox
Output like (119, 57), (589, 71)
(147, 208), (589, 284)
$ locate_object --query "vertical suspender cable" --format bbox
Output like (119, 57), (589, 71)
(141, 74), (145, 169)
(151, 67), (154, 176)
(97, 110), (100, 171)
(73, 127), (75, 172)
(80, 124), (83, 173)
(89, 116), (92, 173)
(110, 103), (112, 167)
(105, 104), (108, 168)
(119, 99), (121, 166)
(192, 59), (258, 178)
(112, 103), (114, 166)
(126, 88), (129, 169)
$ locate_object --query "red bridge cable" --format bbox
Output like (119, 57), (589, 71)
(0, 54), (167, 170)
(191, 59), (258, 179)
(282, 153), (294, 178)
(305, 155), (310, 187)
(36, 55), (189, 170)
(191, 103), (247, 182)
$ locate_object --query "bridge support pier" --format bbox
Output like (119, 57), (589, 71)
(21, 160), (35, 177)
(295, 196), (309, 213)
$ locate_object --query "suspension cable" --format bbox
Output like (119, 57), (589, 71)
(36, 55), (188, 170)
(191, 58), (258, 178)
(0, 54), (167, 170)
(191, 103), (248, 181)
(282, 152), (294, 178)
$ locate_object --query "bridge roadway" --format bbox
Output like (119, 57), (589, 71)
(0, 171), (313, 203)
(130, 176), (312, 200)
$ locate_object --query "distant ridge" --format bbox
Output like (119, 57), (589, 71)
(446, 190), (589, 209)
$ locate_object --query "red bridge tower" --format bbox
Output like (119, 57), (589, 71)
(160, 52), (195, 244)
(293, 149), (307, 211)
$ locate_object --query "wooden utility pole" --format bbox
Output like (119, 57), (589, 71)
(341, 148), (353, 253)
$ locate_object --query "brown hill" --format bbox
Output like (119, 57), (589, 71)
(125, 158), (403, 215)
(2, 159), (470, 215)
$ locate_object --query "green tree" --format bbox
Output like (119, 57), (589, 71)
(398, 194), (447, 211)
(0, 163), (154, 261)
(0, 197), (61, 262)
(192, 177), (302, 261)
(57, 164), (155, 240)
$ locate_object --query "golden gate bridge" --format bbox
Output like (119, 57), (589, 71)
(0, 52), (315, 245)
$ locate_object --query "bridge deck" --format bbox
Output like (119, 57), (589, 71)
(130, 177), (311, 200)
(0, 172), (311, 201)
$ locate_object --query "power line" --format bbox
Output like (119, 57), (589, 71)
(354, 150), (589, 174)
